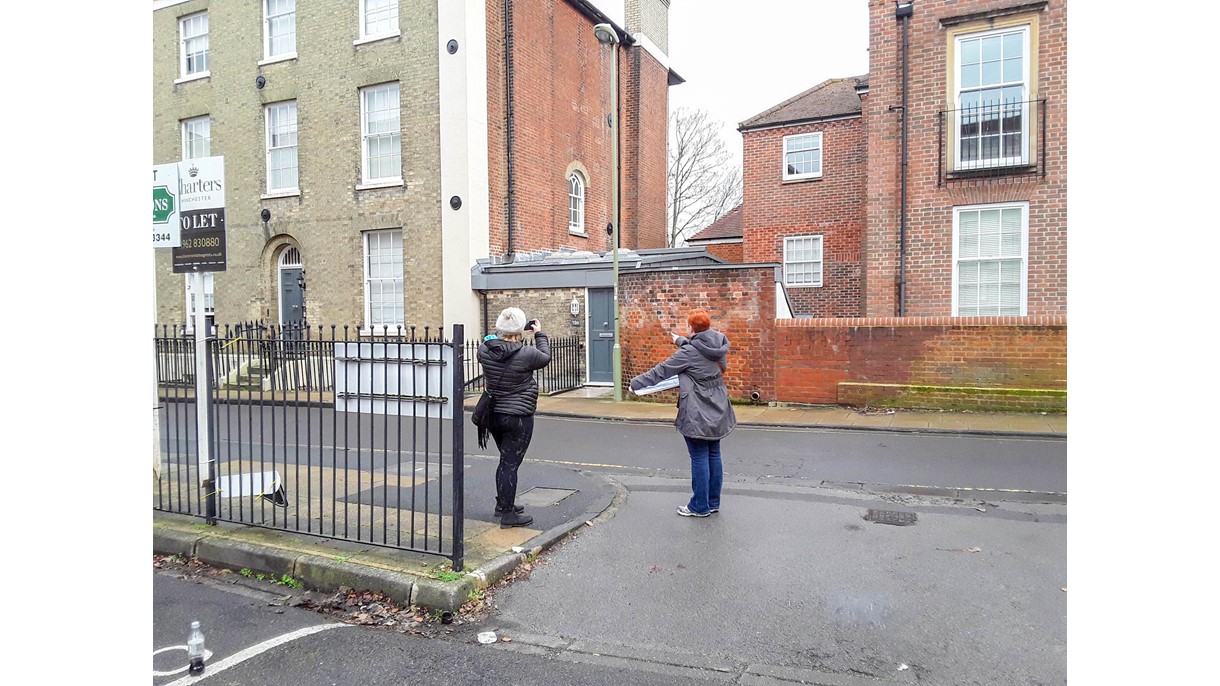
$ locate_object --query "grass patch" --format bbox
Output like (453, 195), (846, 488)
(239, 568), (303, 589)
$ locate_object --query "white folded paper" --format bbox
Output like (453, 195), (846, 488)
(631, 376), (679, 396)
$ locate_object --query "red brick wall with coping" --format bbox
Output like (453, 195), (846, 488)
(618, 264), (1066, 408)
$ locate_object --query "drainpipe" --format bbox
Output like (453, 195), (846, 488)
(504, 0), (517, 262)
(479, 289), (489, 337)
(895, 1), (913, 316)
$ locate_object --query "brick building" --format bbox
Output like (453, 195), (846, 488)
(152, 0), (677, 340)
(685, 204), (743, 263)
(733, 0), (1066, 319)
(738, 76), (868, 318)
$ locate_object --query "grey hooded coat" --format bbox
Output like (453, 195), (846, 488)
(629, 329), (737, 440)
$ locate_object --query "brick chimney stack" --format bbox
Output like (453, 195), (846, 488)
(625, 0), (670, 56)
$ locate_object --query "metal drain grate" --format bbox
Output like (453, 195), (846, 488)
(865, 509), (917, 526)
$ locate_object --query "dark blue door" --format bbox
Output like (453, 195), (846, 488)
(588, 288), (614, 383)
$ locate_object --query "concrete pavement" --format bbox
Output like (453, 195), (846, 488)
(154, 391), (1066, 614)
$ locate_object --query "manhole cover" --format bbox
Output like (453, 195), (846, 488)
(516, 487), (577, 507)
(865, 509), (917, 526)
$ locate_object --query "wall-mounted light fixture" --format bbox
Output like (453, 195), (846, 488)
(296, 270), (307, 291)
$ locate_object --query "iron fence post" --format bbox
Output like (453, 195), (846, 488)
(204, 321), (218, 524)
(451, 323), (465, 572)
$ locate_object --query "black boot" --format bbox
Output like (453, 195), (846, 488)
(499, 511), (534, 528)
(494, 503), (526, 517)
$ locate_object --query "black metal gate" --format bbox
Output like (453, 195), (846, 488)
(154, 322), (467, 570)
(463, 334), (584, 395)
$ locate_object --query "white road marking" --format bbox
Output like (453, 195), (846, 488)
(161, 623), (353, 685)
(152, 646), (213, 677)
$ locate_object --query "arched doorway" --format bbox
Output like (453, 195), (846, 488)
(278, 246), (305, 330)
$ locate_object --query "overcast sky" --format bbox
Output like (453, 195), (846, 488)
(597, 0), (870, 168)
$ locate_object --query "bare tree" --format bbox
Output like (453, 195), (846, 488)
(667, 107), (743, 247)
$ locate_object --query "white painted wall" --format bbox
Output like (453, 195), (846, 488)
(438, 0), (489, 338)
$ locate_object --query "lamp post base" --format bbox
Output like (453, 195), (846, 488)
(612, 343), (622, 402)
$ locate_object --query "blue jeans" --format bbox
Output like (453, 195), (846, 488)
(683, 437), (722, 514)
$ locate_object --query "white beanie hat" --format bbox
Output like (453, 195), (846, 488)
(495, 307), (527, 335)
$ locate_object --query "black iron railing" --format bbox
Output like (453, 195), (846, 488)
(154, 322), (467, 570)
(938, 97), (1046, 184)
(464, 335), (585, 395)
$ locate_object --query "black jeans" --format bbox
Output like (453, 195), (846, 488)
(490, 412), (535, 508)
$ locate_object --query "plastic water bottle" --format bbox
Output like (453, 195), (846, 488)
(187, 621), (206, 675)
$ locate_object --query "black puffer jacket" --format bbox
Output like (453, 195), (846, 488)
(477, 333), (551, 415)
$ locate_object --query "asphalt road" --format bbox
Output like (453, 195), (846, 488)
(153, 408), (1066, 685)
(161, 407), (1067, 495)
(153, 572), (750, 685)
(153, 473), (1066, 685)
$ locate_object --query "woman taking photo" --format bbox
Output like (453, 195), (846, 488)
(477, 307), (550, 527)
(629, 308), (736, 517)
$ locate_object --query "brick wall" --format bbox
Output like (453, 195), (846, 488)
(493, 1), (614, 257)
(487, 2), (667, 259)
(486, 0), (509, 260)
(695, 242), (743, 263)
(621, 45), (670, 250)
(864, 0), (1067, 317)
(619, 266), (778, 401)
(774, 316), (1066, 406)
(619, 270), (1065, 411)
(483, 287), (588, 342)
(742, 117), (866, 317)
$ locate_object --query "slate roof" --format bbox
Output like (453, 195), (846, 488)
(687, 205), (743, 242)
(738, 75), (868, 131)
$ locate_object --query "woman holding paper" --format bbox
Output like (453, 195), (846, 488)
(629, 308), (736, 517)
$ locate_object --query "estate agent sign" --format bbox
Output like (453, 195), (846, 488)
(152, 163), (181, 248)
(169, 156), (227, 273)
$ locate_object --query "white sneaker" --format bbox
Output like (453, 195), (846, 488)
(676, 505), (710, 518)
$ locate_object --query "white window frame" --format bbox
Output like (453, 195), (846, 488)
(181, 116), (211, 160)
(261, 0), (297, 64)
(359, 83), (402, 186)
(568, 172), (586, 235)
(184, 273), (215, 330)
(782, 132), (822, 181)
(362, 229), (405, 334)
(177, 12), (209, 81)
(356, 0), (401, 44)
(264, 101), (299, 195)
(951, 202), (1029, 317)
(782, 235), (823, 288)
(953, 24), (1031, 171)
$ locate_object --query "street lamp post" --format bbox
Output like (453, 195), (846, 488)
(593, 23), (622, 401)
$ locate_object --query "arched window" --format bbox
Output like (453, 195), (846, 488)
(568, 172), (585, 235)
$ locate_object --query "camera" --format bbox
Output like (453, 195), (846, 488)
(524, 319), (538, 331)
